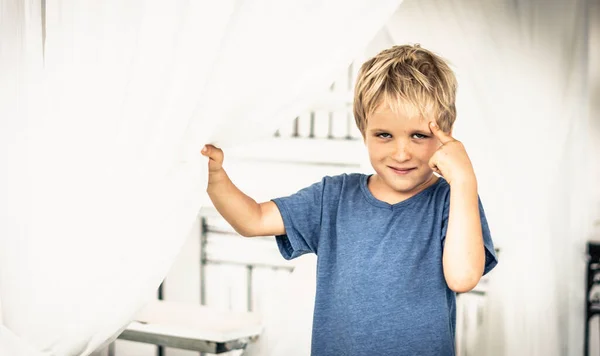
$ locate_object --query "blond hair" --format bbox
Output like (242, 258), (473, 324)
(353, 44), (457, 135)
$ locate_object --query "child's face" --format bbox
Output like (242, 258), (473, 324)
(364, 102), (442, 201)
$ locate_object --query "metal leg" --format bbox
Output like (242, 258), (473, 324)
(586, 258), (594, 356)
(157, 283), (165, 356)
(200, 217), (207, 356)
(247, 265), (253, 312)
(583, 261), (590, 356)
(585, 313), (589, 356)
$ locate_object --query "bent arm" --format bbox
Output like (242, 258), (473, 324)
(442, 179), (486, 293)
(206, 169), (285, 237)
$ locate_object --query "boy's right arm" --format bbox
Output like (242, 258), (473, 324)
(201, 144), (285, 238)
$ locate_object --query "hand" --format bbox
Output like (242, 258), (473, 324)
(201, 144), (225, 174)
(428, 121), (476, 186)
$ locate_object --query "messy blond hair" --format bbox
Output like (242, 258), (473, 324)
(353, 44), (457, 135)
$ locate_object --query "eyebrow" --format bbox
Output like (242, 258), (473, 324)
(368, 128), (431, 134)
(413, 129), (432, 135)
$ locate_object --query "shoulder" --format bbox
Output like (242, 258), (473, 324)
(320, 173), (366, 194)
(309, 173), (366, 203)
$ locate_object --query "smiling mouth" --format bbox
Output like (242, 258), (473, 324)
(389, 166), (416, 174)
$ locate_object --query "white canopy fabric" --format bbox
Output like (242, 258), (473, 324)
(0, 1), (403, 355)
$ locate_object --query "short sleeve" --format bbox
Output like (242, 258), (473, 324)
(271, 178), (326, 260)
(441, 195), (498, 276)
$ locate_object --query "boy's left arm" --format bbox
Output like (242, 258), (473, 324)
(428, 121), (485, 293)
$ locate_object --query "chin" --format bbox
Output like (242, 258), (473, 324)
(391, 181), (421, 193)
(381, 176), (416, 192)
(386, 174), (431, 193)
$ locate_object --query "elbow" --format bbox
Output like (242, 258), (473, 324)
(443, 248), (486, 293)
(444, 267), (484, 293)
(234, 223), (264, 238)
(235, 227), (256, 238)
(446, 276), (480, 293)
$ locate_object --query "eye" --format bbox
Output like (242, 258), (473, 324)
(412, 133), (429, 139)
(376, 132), (392, 139)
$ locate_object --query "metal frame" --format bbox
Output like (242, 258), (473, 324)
(198, 214), (294, 356)
(200, 216), (294, 313)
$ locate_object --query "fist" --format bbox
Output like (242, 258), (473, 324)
(428, 121), (476, 186)
(201, 144), (224, 173)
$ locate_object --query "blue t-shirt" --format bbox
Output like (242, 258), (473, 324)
(272, 173), (497, 356)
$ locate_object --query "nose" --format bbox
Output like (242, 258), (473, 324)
(392, 140), (412, 162)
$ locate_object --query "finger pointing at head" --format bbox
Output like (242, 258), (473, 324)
(429, 121), (455, 145)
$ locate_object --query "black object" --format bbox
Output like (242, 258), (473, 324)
(585, 242), (600, 355)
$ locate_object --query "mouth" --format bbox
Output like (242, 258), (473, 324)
(389, 166), (416, 175)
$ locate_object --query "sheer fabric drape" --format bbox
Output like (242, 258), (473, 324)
(0, 1), (402, 355)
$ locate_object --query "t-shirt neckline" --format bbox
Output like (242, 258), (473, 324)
(359, 174), (442, 210)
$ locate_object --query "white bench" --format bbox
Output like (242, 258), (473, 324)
(116, 300), (262, 354)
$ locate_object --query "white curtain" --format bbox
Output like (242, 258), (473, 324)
(372, 0), (596, 355)
(0, 1), (403, 355)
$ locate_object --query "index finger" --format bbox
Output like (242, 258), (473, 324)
(429, 121), (454, 144)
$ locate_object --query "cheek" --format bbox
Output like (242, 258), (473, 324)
(366, 141), (385, 158)
(416, 143), (439, 161)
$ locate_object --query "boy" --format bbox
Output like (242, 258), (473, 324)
(201, 44), (498, 355)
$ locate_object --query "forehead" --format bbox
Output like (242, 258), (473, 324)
(367, 100), (432, 130)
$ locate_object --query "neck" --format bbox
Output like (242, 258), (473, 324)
(369, 174), (439, 205)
